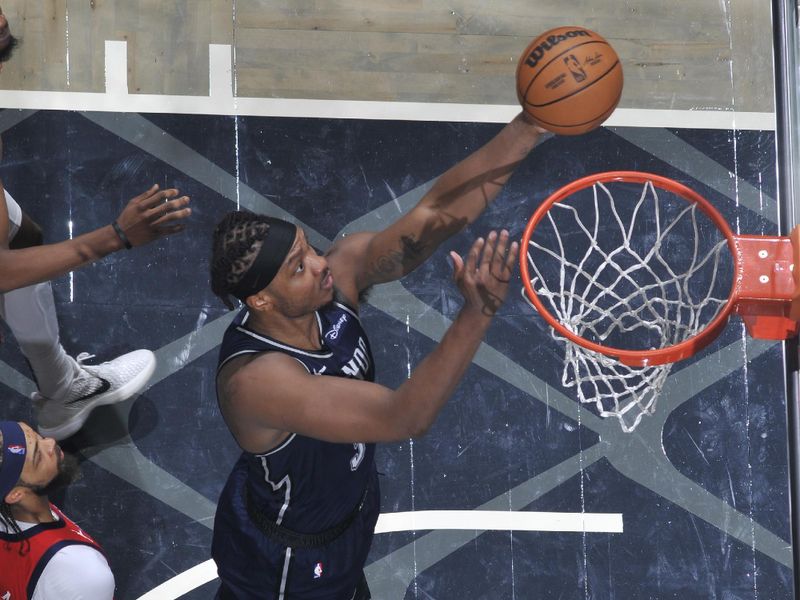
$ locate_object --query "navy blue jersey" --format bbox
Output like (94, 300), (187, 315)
(213, 300), (380, 599)
(217, 300), (376, 532)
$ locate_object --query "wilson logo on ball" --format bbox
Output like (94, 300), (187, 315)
(524, 30), (592, 69)
(516, 26), (623, 135)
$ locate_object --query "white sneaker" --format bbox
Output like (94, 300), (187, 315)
(34, 349), (157, 440)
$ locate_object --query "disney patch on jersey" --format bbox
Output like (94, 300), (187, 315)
(313, 562), (324, 579)
(325, 313), (348, 340)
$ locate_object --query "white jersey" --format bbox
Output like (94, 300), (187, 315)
(4, 187), (21, 239)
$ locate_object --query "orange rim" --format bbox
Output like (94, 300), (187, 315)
(519, 171), (739, 367)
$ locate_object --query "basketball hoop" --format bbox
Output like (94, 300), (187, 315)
(520, 171), (800, 431)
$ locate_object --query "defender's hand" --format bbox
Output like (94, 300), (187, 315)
(114, 184), (191, 248)
(450, 229), (519, 317)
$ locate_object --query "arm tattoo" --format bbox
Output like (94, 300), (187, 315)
(367, 212), (468, 282)
(372, 234), (427, 277)
(400, 235), (427, 267)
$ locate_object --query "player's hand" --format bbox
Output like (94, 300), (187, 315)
(450, 229), (518, 317)
(517, 111), (550, 135)
(114, 184), (191, 247)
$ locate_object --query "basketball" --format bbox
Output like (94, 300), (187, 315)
(516, 26), (623, 135)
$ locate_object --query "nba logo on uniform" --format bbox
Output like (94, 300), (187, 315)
(7, 445), (24, 455)
(313, 562), (323, 579)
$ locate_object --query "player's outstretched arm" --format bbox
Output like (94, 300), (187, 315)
(0, 183), (190, 293)
(328, 113), (543, 300)
(222, 231), (518, 451)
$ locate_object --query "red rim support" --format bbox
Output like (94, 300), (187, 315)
(733, 231), (800, 340)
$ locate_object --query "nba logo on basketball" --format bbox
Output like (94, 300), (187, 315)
(564, 55), (586, 82)
(313, 562), (323, 579)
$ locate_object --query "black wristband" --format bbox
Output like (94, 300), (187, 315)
(111, 220), (133, 249)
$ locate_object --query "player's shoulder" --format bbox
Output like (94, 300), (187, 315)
(327, 231), (376, 303)
(35, 544), (114, 600)
(221, 350), (307, 399)
(327, 231), (374, 272)
(328, 230), (378, 264)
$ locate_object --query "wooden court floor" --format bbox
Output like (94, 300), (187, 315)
(0, 0), (775, 113)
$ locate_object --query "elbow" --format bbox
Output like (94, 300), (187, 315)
(398, 413), (433, 440)
(408, 422), (431, 440)
(383, 407), (431, 441)
(386, 390), (437, 440)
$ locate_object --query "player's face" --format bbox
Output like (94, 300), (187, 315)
(269, 227), (334, 316)
(17, 423), (65, 490)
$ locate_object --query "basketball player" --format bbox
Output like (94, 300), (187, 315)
(0, 420), (114, 599)
(209, 113), (545, 599)
(0, 179), (190, 440)
(0, 5), (192, 440)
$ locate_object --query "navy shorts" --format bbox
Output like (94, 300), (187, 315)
(216, 572), (370, 600)
(212, 462), (380, 600)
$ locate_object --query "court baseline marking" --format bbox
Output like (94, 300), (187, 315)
(135, 509), (624, 600)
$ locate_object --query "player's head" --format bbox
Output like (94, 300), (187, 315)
(211, 211), (297, 309)
(211, 211), (333, 314)
(0, 421), (79, 531)
(0, 6), (20, 67)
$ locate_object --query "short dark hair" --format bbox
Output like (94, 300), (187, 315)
(0, 36), (19, 63)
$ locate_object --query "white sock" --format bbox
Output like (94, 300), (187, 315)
(0, 282), (79, 401)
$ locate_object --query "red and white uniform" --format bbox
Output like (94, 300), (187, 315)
(0, 504), (114, 600)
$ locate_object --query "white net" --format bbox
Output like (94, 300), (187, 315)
(524, 178), (732, 432)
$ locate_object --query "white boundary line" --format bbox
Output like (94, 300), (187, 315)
(136, 559), (218, 600)
(0, 41), (775, 130)
(104, 40), (128, 96)
(135, 510), (623, 600)
(374, 510), (623, 534)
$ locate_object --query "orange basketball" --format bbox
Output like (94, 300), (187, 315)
(516, 26), (623, 135)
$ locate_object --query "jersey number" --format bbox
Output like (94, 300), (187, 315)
(350, 443), (365, 471)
